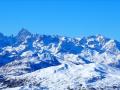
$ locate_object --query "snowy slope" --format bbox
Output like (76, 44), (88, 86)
(0, 29), (120, 90)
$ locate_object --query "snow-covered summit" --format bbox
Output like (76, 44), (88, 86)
(0, 29), (120, 90)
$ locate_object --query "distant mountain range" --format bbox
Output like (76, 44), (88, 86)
(0, 29), (120, 90)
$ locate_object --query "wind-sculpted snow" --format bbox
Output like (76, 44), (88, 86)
(0, 29), (120, 90)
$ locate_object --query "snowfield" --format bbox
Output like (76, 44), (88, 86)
(0, 29), (120, 90)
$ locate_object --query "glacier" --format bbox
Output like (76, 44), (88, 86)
(0, 29), (120, 90)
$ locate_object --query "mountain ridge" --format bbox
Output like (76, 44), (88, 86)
(0, 29), (120, 90)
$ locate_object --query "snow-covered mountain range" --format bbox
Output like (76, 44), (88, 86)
(0, 29), (120, 90)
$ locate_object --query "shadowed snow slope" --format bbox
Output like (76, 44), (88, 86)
(0, 29), (120, 90)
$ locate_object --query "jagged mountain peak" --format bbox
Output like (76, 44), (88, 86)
(0, 32), (5, 39)
(0, 32), (4, 36)
(17, 28), (32, 37)
(16, 28), (32, 42)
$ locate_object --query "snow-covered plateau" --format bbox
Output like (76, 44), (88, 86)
(0, 29), (120, 90)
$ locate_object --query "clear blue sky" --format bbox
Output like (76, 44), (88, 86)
(0, 0), (120, 40)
